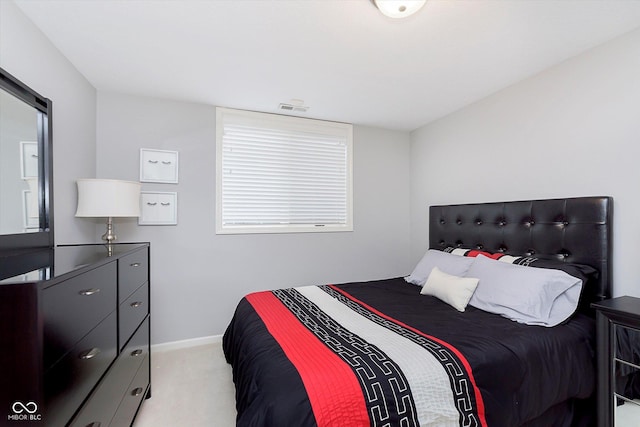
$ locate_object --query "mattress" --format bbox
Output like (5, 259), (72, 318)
(223, 277), (596, 426)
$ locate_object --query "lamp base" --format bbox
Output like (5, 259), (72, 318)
(102, 217), (117, 243)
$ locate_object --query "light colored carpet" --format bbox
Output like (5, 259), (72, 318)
(133, 341), (236, 427)
(616, 398), (640, 426)
(132, 340), (640, 426)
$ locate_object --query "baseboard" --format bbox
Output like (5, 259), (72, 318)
(151, 334), (222, 352)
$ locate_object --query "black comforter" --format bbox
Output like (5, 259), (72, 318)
(223, 278), (596, 427)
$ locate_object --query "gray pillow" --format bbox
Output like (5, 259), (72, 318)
(405, 249), (475, 286)
(466, 255), (582, 327)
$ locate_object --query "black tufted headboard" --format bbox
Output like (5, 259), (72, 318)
(429, 196), (613, 306)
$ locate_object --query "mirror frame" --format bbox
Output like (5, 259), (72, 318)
(0, 67), (54, 251)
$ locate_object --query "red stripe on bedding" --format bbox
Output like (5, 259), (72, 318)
(328, 285), (489, 427)
(466, 250), (504, 260)
(246, 291), (369, 427)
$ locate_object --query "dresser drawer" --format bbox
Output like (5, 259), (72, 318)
(119, 284), (149, 349)
(119, 317), (149, 378)
(43, 262), (117, 368)
(119, 248), (148, 303)
(69, 318), (149, 427)
(110, 356), (150, 427)
(44, 312), (117, 427)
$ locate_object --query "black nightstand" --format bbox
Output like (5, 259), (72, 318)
(592, 296), (640, 427)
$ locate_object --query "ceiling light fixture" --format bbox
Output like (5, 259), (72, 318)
(373, 0), (426, 19)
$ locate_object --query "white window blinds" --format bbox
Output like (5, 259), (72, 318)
(216, 107), (353, 234)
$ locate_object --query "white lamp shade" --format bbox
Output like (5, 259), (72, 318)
(374, 0), (426, 18)
(75, 179), (141, 218)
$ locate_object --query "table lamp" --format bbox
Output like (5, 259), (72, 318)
(75, 179), (141, 243)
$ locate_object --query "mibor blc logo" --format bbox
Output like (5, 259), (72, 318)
(8, 401), (41, 422)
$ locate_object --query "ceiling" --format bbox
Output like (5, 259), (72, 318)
(14, 0), (640, 131)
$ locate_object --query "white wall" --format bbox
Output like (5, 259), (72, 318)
(410, 27), (640, 298)
(96, 91), (412, 343)
(0, 96), (37, 233)
(0, 0), (97, 244)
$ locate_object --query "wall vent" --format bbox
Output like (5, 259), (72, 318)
(278, 102), (309, 113)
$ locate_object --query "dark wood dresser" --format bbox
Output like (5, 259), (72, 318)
(0, 243), (150, 427)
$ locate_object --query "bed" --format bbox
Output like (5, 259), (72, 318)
(223, 196), (612, 427)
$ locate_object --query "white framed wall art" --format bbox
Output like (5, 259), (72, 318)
(139, 191), (178, 225)
(22, 190), (39, 229)
(140, 148), (179, 183)
(20, 141), (38, 179)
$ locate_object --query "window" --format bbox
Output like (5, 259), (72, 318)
(216, 107), (353, 234)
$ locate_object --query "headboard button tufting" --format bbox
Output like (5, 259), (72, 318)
(428, 197), (612, 318)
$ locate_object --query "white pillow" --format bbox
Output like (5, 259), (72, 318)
(466, 255), (583, 327)
(420, 267), (479, 312)
(405, 249), (475, 286)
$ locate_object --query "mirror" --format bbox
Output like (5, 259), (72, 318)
(614, 324), (640, 426)
(0, 67), (53, 251)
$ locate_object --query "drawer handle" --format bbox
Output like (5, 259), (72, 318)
(131, 387), (144, 397)
(85, 423), (101, 427)
(79, 288), (101, 296)
(79, 348), (100, 360)
(130, 301), (144, 308)
(130, 262), (141, 267)
(131, 349), (144, 357)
